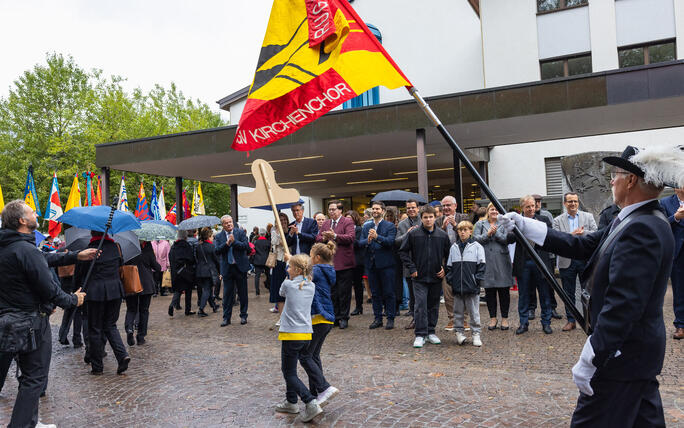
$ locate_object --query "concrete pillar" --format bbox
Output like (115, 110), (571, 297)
(452, 151), (463, 211)
(230, 184), (239, 223)
(100, 167), (110, 206)
(416, 128), (428, 200)
(175, 177), (183, 223)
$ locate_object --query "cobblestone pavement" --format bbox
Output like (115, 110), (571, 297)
(1, 281), (682, 427)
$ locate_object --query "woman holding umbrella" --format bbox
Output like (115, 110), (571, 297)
(124, 240), (161, 345)
(168, 230), (197, 316)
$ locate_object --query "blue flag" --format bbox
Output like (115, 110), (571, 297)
(150, 182), (161, 220)
(23, 166), (41, 216)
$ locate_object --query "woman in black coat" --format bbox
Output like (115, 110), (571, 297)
(124, 241), (160, 345)
(252, 228), (270, 295)
(195, 227), (220, 316)
(73, 231), (130, 375)
(168, 230), (197, 316)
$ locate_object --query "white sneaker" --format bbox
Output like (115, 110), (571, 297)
(413, 336), (425, 348)
(440, 296), (445, 304)
(455, 331), (467, 345)
(275, 318), (281, 327)
(317, 386), (339, 407)
(269, 307), (278, 313)
(275, 399), (299, 414)
(472, 334), (482, 347)
(36, 422), (57, 428)
(426, 334), (441, 345)
(301, 399), (323, 422)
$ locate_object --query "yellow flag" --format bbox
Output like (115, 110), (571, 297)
(191, 183), (206, 216)
(0, 184), (4, 212)
(65, 175), (81, 212)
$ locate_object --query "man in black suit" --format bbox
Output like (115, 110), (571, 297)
(215, 215), (250, 326)
(286, 202), (318, 256)
(501, 145), (681, 427)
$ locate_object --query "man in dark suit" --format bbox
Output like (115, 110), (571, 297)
(359, 201), (397, 330)
(660, 187), (684, 339)
(316, 200), (356, 329)
(215, 215), (250, 326)
(501, 145), (679, 427)
(286, 202), (318, 256)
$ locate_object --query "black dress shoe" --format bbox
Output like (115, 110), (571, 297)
(528, 310), (536, 320)
(240, 317), (247, 325)
(73, 342), (83, 349)
(117, 356), (131, 375)
(90, 370), (103, 376)
(339, 319), (348, 329)
(542, 324), (553, 334)
(136, 336), (146, 345)
(83, 354), (91, 364)
(168, 305), (174, 317)
(384, 319), (394, 330)
(366, 298), (372, 303)
(220, 320), (231, 327)
(59, 338), (69, 346)
(403, 311), (413, 317)
(185, 311), (196, 316)
(551, 309), (562, 320)
(127, 332), (135, 346)
(215, 296), (222, 301)
(212, 305), (218, 313)
(175, 305), (182, 310)
(369, 319), (383, 329)
(198, 309), (208, 317)
(350, 307), (363, 316)
(333, 320), (340, 327)
(515, 324), (529, 335)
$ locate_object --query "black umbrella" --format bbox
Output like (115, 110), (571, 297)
(65, 227), (141, 262)
(371, 190), (427, 205)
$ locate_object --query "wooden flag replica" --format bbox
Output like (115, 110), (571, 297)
(232, 0), (411, 151)
(239, 159), (300, 258)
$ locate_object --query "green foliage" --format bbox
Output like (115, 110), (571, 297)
(0, 53), (230, 217)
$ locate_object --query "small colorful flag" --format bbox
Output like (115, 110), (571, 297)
(191, 182), (205, 216)
(158, 185), (167, 220)
(117, 176), (129, 212)
(150, 182), (161, 220)
(24, 166), (41, 216)
(65, 175), (81, 212)
(134, 182), (151, 221)
(165, 203), (177, 225)
(182, 189), (191, 220)
(94, 176), (102, 206)
(46, 173), (63, 238)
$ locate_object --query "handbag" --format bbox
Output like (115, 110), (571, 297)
(57, 264), (75, 278)
(162, 270), (172, 288)
(116, 243), (142, 294)
(265, 251), (277, 268)
(0, 310), (40, 354)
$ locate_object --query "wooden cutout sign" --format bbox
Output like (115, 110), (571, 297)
(239, 159), (300, 257)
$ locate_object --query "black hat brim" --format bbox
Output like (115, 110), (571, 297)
(602, 156), (645, 177)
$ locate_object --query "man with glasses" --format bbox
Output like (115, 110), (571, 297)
(286, 203), (318, 256)
(553, 192), (597, 331)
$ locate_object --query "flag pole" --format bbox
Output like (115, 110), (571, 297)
(408, 87), (587, 334)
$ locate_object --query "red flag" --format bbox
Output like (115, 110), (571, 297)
(182, 190), (191, 220)
(165, 203), (177, 225)
(94, 176), (102, 206)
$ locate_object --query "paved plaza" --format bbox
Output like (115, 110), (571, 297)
(1, 283), (682, 427)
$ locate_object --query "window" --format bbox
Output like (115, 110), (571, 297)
(545, 157), (563, 196)
(538, 0), (587, 13)
(342, 24), (381, 109)
(618, 40), (676, 68)
(540, 54), (592, 80)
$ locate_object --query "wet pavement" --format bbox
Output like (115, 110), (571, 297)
(1, 280), (682, 427)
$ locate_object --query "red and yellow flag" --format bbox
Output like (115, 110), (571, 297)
(232, 0), (411, 151)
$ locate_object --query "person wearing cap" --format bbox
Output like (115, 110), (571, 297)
(660, 187), (684, 340)
(500, 145), (682, 426)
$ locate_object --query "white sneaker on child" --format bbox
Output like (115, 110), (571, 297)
(426, 334), (441, 344)
(275, 399), (299, 414)
(317, 386), (339, 407)
(413, 336), (425, 348)
(455, 331), (467, 345)
(36, 422), (57, 428)
(472, 334), (482, 347)
(301, 399), (323, 422)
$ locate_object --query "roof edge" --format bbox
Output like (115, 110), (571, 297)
(217, 85), (250, 110)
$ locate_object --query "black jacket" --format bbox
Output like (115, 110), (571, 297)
(73, 239), (124, 302)
(195, 240), (220, 279)
(169, 239), (196, 291)
(352, 225), (365, 267)
(399, 225), (451, 284)
(252, 236), (270, 266)
(543, 200), (672, 381)
(0, 229), (77, 313)
(512, 213), (553, 277)
(126, 242), (160, 295)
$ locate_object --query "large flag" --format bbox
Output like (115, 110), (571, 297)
(165, 203), (177, 225)
(134, 182), (151, 221)
(94, 176), (102, 206)
(182, 189), (191, 220)
(24, 166), (41, 216)
(65, 175), (81, 212)
(158, 185), (167, 220)
(150, 182), (161, 220)
(232, 0), (411, 151)
(46, 173), (63, 238)
(0, 183), (4, 213)
(191, 183), (205, 216)
(117, 175), (129, 212)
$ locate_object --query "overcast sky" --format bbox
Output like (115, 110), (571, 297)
(0, 0), (275, 122)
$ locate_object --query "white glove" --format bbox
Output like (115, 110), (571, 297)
(501, 212), (548, 246)
(572, 336), (597, 396)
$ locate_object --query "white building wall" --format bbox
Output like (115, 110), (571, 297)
(488, 126), (684, 200)
(229, 99), (246, 125)
(480, 0), (540, 87)
(588, 0), (619, 71)
(675, 0), (684, 59)
(236, 185), (322, 232)
(536, 6), (591, 60)
(615, 0), (676, 47)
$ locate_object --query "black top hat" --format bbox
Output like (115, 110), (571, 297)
(602, 146), (645, 177)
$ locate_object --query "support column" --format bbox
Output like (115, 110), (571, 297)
(477, 161), (488, 200)
(452, 151), (463, 210)
(230, 184), (239, 222)
(175, 177), (183, 222)
(416, 129), (428, 200)
(100, 167), (110, 206)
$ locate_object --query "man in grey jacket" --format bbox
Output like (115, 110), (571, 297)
(553, 192), (597, 331)
(395, 199), (420, 328)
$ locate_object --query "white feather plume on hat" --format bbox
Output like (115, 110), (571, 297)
(630, 145), (684, 188)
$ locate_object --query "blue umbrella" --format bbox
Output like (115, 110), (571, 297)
(371, 190), (427, 205)
(34, 230), (47, 247)
(57, 206), (141, 234)
(429, 200), (442, 207)
(252, 198), (305, 211)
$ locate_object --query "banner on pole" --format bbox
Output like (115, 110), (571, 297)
(24, 166), (41, 216)
(117, 176), (129, 212)
(65, 175), (81, 212)
(46, 173), (63, 238)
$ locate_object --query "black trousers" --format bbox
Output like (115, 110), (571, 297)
(331, 268), (354, 321)
(171, 287), (194, 314)
(58, 302), (84, 345)
(87, 299), (128, 372)
(299, 323), (333, 395)
(529, 264), (558, 311)
(254, 265), (266, 295)
(281, 340), (315, 404)
(153, 270), (163, 294)
(125, 293), (152, 337)
(352, 265), (365, 310)
(485, 288), (510, 318)
(198, 277), (217, 311)
(393, 258), (403, 311)
(222, 264), (248, 321)
(407, 277), (415, 314)
(413, 281), (441, 337)
(0, 352), (12, 394)
(7, 316), (50, 428)
(571, 378), (664, 427)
